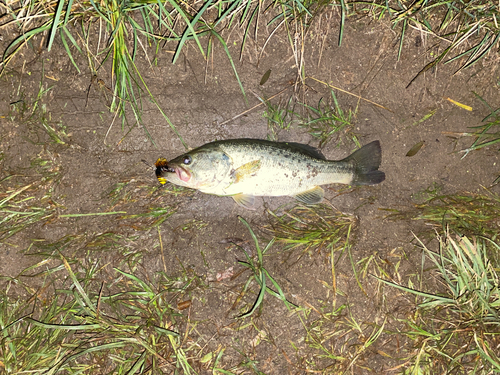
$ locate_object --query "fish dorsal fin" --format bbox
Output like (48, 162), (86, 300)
(293, 186), (325, 204)
(282, 142), (326, 160)
(232, 194), (256, 210)
(233, 160), (261, 183)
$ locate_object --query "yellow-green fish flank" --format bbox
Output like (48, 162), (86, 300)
(155, 139), (385, 209)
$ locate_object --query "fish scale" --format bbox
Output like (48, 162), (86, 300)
(155, 139), (385, 209)
(217, 142), (351, 196)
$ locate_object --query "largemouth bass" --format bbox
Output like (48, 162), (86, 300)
(155, 139), (385, 209)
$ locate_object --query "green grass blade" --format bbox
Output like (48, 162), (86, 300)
(59, 29), (80, 73)
(0, 185), (31, 207)
(59, 211), (126, 217)
(55, 341), (129, 371)
(47, 0), (66, 51)
(25, 318), (101, 330)
(262, 268), (296, 310)
(211, 30), (247, 104)
(155, 0), (181, 38)
(348, 242), (366, 296)
(459, 32), (500, 72)
(170, 0), (209, 63)
(240, 6), (259, 59)
(126, 350), (147, 374)
(63, 0), (74, 24)
(2, 21), (52, 67)
(213, 0), (241, 29)
(153, 325), (179, 336)
(238, 260), (257, 275)
(114, 268), (154, 295)
(339, 0), (347, 46)
(397, 19), (407, 61)
(238, 216), (262, 263)
(88, 0), (111, 22)
(474, 333), (500, 371)
(262, 237), (276, 256)
(406, 45), (451, 88)
(239, 270), (266, 318)
(61, 256), (96, 314)
(374, 275), (456, 306)
(61, 25), (82, 54)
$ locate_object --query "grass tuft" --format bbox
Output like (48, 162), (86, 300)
(118, 206), (177, 229)
(8, 71), (69, 146)
(0, 0), (349, 144)
(299, 90), (358, 148)
(292, 301), (388, 373)
(233, 216), (296, 318)
(379, 231), (500, 374)
(356, 0), (500, 82)
(265, 203), (357, 297)
(264, 203), (357, 254)
(0, 183), (56, 242)
(462, 112), (500, 159)
(262, 95), (296, 141)
(457, 94), (500, 180)
(0, 142), (61, 243)
(0, 255), (204, 374)
(385, 187), (500, 239)
(108, 178), (193, 208)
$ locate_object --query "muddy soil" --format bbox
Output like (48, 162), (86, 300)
(1, 13), (499, 373)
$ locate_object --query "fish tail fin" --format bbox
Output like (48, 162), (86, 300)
(344, 141), (385, 185)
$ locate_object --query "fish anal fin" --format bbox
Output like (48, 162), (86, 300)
(233, 160), (261, 183)
(293, 186), (324, 205)
(232, 194), (257, 210)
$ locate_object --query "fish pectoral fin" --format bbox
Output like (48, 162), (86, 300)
(293, 186), (325, 205)
(232, 194), (257, 210)
(233, 160), (261, 183)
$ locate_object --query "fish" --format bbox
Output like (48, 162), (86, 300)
(155, 139), (385, 209)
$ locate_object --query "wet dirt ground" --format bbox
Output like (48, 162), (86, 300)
(1, 13), (500, 373)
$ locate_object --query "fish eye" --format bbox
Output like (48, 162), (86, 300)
(183, 155), (192, 165)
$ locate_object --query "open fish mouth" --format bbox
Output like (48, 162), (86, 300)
(155, 158), (182, 184)
(155, 164), (190, 184)
(175, 166), (191, 182)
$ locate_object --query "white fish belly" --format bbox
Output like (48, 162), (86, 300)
(215, 166), (353, 197)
